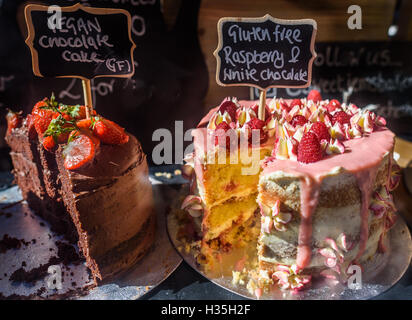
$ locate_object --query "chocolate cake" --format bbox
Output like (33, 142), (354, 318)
(5, 96), (155, 282)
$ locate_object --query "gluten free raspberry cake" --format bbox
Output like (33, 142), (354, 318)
(5, 95), (155, 283)
(182, 90), (400, 295)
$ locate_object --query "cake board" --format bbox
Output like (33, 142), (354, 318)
(167, 184), (412, 300)
(0, 180), (182, 300)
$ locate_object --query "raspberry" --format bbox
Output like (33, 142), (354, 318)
(326, 99), (341, 113)
(290, 99), (302, 108)
(310, 121), (331, 141)
(218, 101), (237, 122)
(280, 100), (291, 112)
(297, 132), (323, 163)
(213, 121), (234, 147)
(291, 115), (308, 127)
(307, 89), (322, 103)
(332, 111), (351, 125)
(246, 118), (267, 144)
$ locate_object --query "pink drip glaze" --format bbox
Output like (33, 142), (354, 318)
(263, 128), (395, 268)
(353, 166), (380, 262)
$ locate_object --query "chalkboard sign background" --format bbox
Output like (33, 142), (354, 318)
(215, 16), (316, 89)
(27, 6), (135, 79)
(0, 0), (209, 170)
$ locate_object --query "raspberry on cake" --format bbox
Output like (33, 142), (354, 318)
(5, 95), (155, 283)
(183, 91), (400, 294)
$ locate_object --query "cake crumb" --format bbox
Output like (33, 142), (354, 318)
(174, 169), (182, 175)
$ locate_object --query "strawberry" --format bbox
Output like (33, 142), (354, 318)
(6, 110), (22, 134)
(32, 99), (48, 115)
(326, 99), (341, 113)
(63, 133), (95, 170)
(310, 121), (331, 141)
(246, 118), (267, 143)
(42, 135), (56, 152)
(69, 128), (100, 150)
(252, 104), (270, 121)
(218, 101), (237, 122)
(290, 99), (302, 109)
(332, 111), (351, 125)
(33, 108), (58, 136)
(307, 89), (322, 103)
(297, 132), (323, 163)
(291, 115), (308, 127)
(92, 118), (129, 145)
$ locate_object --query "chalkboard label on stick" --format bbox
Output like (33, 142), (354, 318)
(214, 14), (317, 90)
(24, 3), (136, 80)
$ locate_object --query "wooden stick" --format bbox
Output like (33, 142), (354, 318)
(82, 79), (93, 119)
(258, 90), (266, 121)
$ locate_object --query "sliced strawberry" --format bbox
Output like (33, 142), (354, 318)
(326, 99), (341, 113)
(92, 118), (129, 145)
(63, 134), (95, 170)
(290, 99), (302, 109)
(280, 100), (291, 113)
(76, 118), (92, 130)
(332, 111), (351, 125)
(6, 110), (22, 134)
(297, 132), (323, 163)
(42, 136), (56, 152)
(310, 121), (331, 141)
(291, 115), (308, 127)
(218, 101), (237, 122)
(307, 89), (322, 103)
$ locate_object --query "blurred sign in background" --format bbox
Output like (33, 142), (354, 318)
(1, 0), (412, 171)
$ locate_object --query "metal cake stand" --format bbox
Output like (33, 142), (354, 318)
(167, 185), (412, 300)
(0, 183), (182, 300)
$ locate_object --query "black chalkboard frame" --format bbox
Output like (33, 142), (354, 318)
(24, 3), (136, 81)
(214, 14), (318, 91)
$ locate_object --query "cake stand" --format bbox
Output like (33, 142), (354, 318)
(167, 184), (412, 300)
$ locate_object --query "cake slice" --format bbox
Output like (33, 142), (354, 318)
(5, 96), (155, 282)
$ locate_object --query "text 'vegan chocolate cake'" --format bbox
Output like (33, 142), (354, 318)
(5, 96), (155, 282)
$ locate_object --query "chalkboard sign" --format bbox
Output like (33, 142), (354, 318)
(24, 3), (135, 80)
(214, 14), (317, 90)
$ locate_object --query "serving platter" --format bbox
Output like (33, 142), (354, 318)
(0, 182), (182, 300)
(167, 184), (412, 300)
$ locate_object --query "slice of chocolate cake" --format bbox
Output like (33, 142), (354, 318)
(5, 97), (155, 282)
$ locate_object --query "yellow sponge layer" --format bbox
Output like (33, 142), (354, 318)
(202, 148), (271, 206)
(202, 193), (258, 241)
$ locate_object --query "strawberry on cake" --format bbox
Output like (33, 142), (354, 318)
(5, 95), (155, 283)
(183, 90), (400, 293)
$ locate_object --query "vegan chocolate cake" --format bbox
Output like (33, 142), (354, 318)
(182, 90), (400, 295)
(5, 95), (155, 282)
